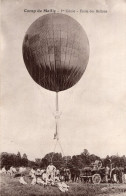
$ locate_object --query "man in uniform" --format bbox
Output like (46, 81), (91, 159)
(105, 165), (110, 183)
(46, 162), (56, 180)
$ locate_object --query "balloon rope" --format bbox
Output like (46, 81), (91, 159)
(51, 139), (58, 162)
(58, 140), (65, 157)
(56, 92), (59, 112)
(52, 93), (67, 164)
(51, 139), (65, 163)
(55, 92), (59, 140)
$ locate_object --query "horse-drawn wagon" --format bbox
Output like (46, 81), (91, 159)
(80, 166), (105, 184)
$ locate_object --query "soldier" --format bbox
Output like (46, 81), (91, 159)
(42, 170), (48, 184)
(105, 165), (110, 183)
(19, 176), (27, 185)
(31, 174), (37, 185)
(118, 167), (123, 183)
(29, 167), (36, 177)
(123, 165), (126, 183)
(46, 162), (56, 180)
(1, 167), (6, 174)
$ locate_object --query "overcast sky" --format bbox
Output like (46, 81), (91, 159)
(1, 0), (126, 161)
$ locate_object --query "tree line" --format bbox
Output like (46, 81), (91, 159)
(0, 149), (126, 170)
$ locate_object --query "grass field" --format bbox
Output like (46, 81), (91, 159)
(0, 174), (126, 196)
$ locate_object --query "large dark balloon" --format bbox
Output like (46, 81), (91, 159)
(23, 13), (89, 92)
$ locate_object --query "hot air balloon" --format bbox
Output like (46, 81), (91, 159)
(22, 13), (89, 153)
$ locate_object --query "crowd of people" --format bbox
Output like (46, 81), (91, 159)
(104, 165), (126, 183)
(28, 163), (69, 192)
(1, 161), (126, 190)
(0, 163), (70, 192)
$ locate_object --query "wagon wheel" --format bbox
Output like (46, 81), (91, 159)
(92, 174), (101, 184)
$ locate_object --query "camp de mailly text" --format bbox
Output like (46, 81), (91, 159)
(24, 9), (107, 13)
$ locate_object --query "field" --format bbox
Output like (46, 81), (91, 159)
(0, 174), (126, 196)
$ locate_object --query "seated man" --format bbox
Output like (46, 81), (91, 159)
(31, 174), (37, 185)
(36, 177), (47, 186)
(19, 176), (27, 185)
(47, 175), (55, 185)
(1, 167), (6, 174)
(29, 168), (36, 177)
(42, 171), (48, 185)
(54, 174), (60, 182)
(35, 168), (41, 176)
(56, 180), (69, 192)
(10, 166), (17, 176)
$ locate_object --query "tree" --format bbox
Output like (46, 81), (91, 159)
(52, 153), (64, 169)
(17, 152), (21, 159)
(89, 154), (100, 163)
(0, 152), (10, 169)
(41, 158), (49, 168)
(28, 160), (36, 168)
(43, 152), (64, 169)
(82, 149), (90, 157)
(21, 153), (28, 167)
(110, 155), (125, 167)
(35, 158), (41, 168)
(81, 149), (90, 166)
(0, 152), (17, 169)
(16, 152), (22, 167)
(63, 156), (71, 168)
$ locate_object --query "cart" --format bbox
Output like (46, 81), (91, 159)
(80, 167), (105, 184)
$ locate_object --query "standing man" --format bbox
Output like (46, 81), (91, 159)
(46, 162), (56, 180)
(123, 165), (126, 183)
(105, 165), (110, 183)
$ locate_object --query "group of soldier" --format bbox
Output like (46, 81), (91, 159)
(1, 161), (126, 186)
(104, 165), (126, 183)
(27, 162), (71, 192)
(0, 163), (70, 192)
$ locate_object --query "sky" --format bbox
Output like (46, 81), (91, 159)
(1, 0), (126, 161)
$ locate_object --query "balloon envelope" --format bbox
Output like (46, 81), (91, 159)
(23, 13), (89, 92)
